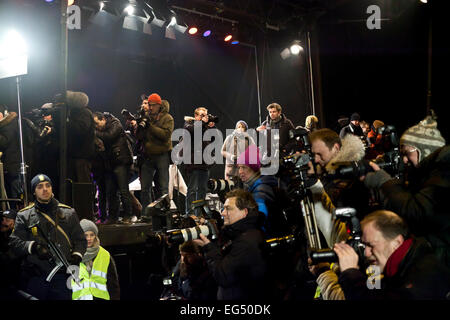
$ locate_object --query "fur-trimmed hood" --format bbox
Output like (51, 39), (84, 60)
(325, 134), (365, 174)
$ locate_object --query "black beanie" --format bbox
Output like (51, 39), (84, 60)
(350, 113), (360, 121)
(31, 174), (52, 192)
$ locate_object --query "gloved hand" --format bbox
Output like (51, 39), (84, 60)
(68, 254), (82, 266)
(31, 240), (51, 260)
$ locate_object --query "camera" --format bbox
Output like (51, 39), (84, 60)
(207, 178), (238, 194)
(121, 108), (136, 121)
(207, 114), (219, 124)
(309, 207), (366, 265)
(327, 125), (402, 179)
(166, 219), (219, 244)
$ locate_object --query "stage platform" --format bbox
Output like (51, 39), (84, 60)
(98, 222), (153, 247)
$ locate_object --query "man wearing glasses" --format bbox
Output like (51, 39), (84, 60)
(362, 113), (449, 268)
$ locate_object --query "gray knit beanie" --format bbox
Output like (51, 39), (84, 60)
(80, 219), (98, 236)
(400, 113), (446, 162)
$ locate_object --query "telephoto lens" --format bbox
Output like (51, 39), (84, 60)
(207, 179), (235, 193)
(166, 220), (218, 244)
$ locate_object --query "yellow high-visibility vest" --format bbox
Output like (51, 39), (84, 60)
(72, 246), (111, 300)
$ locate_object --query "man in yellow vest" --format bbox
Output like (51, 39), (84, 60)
(72, 219), (120, 300)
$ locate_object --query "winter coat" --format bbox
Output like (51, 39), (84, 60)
(338, 238), (450, 299)
(322, 134), (372, 220)
(202, 214), (268, 300)
(261, 113), (295, 156)
(222, 130), (255, 164)
(95, 113), (133, 167)
(246, 174), (291, 237)
(339, 122), (364, 139)
(67, 105), (96, 160)
(379, 145), (450, 267)
(0, 112), (21, 173)
(182, 118), (217, 172)
(9, 198), (87, 277)
(136, 100), (174, 156)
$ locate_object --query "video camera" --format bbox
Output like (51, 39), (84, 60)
(326, 125), (403, 179)
(279, 127), (317, 191)
(309, 207), (366, 266)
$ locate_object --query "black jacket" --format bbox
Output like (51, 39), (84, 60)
(95, 113), (133, 167)
(339, 122), (364, 139)
(261, 113), (295, 157)
(9, 198), (87, 277)
(338, 238), (450, 300)
(182, 118), (217, 172)
(380, 146), (450, 267)
(67, 106), (96, 160)
(202, 214), (268, 300)
(0, 112), (21, 173)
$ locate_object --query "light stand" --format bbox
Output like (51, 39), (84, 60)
(0, 30), (29, 206)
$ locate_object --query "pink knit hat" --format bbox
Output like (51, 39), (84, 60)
(237, 145), (261, 172)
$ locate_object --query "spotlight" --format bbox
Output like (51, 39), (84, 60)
(68, 0), (74, 6)
(188, 27), (198, 35)
(231, 40), (239, 45)
(203, 30), (211, 37)
(125, 5), (134, 16)
(224, 34), (232, 42)
(420, 0), (427, 3)
(289, 41), (303, 55)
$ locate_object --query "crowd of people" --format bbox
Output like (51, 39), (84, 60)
(1, 91), (449, 301)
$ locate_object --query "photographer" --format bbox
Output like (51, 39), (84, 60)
(183, 107), (216, 216)
(309, 128), (371, 219)
(362, 114), (449, 267)
(193, 189), (268, 300)
(93, 112), (134, 224)
(135, 94), (174, 213)
(171, 241), (217, 300)
(237, 145), (290, 238)
(335, 210), (450, 299)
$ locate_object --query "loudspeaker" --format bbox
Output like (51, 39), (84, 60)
(67, 181), (95, 221)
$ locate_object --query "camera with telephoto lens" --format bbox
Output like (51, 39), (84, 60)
(207, 178), (238, 194)
(327, 125), (403, 179)
(207, 114), (219, 124)
(166, 219), (219, 244)
(309, 207), (366, 265)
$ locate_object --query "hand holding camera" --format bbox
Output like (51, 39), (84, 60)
(31, 240), (51, 260)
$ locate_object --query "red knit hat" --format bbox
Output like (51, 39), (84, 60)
(237, 145), (261, 172)
(148, 93), (162, 104)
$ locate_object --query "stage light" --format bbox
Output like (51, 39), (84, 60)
(203, 30), (211, 37)
(224, 34), (232, 42)
(231, 40), (239, 45)
(290, 41), (303, 55)
(168, 16), (177, 27)
(125, 5), (134, 16)
(420, 0), (427, 3)
(0, 29), (28, 78)
(68, 0), (74, 6)
(188, 27), (198, 35)
(45, 0), (54, 2)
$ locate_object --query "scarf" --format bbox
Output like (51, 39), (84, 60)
(82, 237), (100, 275)
(244, 171), (261, 189)
(384, 238), (413, 278)
(268, 115), (282, 127)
